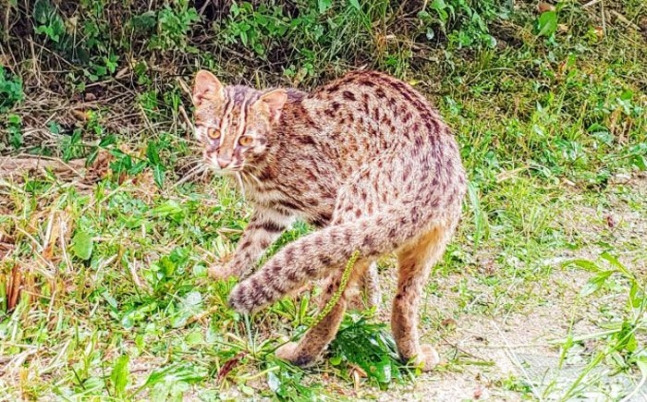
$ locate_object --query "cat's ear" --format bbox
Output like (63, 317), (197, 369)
(255, 89), (287, 123)
(193, 70), (224, 106)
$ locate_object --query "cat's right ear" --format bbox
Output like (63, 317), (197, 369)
(193, 70), (224, 106)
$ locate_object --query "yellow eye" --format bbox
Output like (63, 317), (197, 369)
(239, 136), (253, 147)
(207, 127), (221, 140)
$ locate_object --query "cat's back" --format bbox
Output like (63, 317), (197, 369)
(303, 70), (448, 143)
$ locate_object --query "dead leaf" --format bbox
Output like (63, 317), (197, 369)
(84, 150), (113, 184)
(441, 318), (457, 328)
(348, 363), (366, 391)
(537, 2), (555, 13)
(115, 66), (130, 79)
(7, 264), (22, 312)
(0, 233), (15, 260)
(71, 109), (89, 121)
(217, 352), (246, 382)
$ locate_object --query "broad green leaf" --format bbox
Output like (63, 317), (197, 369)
(563, 259), (601, 272)
(329, 355), (342, 365)
(111, 354), (130, 397)
(72, 230), (93, 260)
(348, 0), (361, 11)
(318, 0), (332, 13)
(146, 141), (160, 165)
(537, 11), (557, 37)
(153, 164), (165, 188)
(153, 200), (184, 220)
(430, 0), (449, 23)
(240, 384), (254, 396)
(600, 252), (625, 271)
(632, 155), (647, 171)
(186, 331), (203, 346)
(580, 271), (613, 296)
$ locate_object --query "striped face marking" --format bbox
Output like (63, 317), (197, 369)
(193, 85), (276, 173)
(192, 71), (288, 173)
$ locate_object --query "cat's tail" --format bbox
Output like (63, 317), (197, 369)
(228, 204), (449, 313)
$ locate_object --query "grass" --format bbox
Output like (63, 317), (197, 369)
(1, 0), (647, 400)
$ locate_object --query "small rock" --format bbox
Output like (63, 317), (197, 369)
(605, 214), (617, 229)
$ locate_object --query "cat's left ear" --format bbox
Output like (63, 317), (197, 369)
(193, 70), (224, 106)
(255, 89), (287, 123)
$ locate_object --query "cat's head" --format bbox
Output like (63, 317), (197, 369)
(192, 70), (287, 173)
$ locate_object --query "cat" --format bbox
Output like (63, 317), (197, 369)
(192, 69), (466, 370)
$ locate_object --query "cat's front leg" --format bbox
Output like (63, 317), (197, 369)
(209, 207), (294, 280)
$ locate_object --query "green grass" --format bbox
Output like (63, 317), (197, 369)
(1, 1), (647, 400)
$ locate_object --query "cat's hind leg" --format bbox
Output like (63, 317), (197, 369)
(275, 259), (370, 366)
(347, 261), (381, 311)
(391, 224), (452, 372)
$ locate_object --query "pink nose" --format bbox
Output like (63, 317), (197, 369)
(217, 156), (232, 169)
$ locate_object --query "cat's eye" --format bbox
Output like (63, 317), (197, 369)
(239, 136), (253, 147)
(207, 127), (221, 140)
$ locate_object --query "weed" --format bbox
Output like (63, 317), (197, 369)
(329, 313), (415, 389)
(149, 1), (200, 52)
(561, 253), (647, 399)
(0, 67), (24, 112)
(2, 114), (23, 150)
(33, 0), (66, 43)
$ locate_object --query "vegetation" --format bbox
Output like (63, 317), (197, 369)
(1, 0), (646, 400)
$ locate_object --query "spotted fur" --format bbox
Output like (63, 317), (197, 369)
(192, 70), (466, 370)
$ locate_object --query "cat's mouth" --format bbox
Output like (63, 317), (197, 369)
(203, 152), (244, 174)
(205, 159), (244, 174)
(208, 164), (244, 174)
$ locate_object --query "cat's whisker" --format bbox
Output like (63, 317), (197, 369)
(173, 161), (208, 188)
(235, 172), (246, 200)
(244, 170), (263, 187)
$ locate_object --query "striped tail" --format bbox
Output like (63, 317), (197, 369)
(228, 205), (440, 313)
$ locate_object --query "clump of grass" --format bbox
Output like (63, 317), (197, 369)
(558, 252), (647, 400)
(328, 313), (416, 389)
(0, 67), (24, 113)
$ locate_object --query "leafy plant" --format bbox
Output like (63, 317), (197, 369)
(149, 0), (200, 51)
(221, 2), (292, 57)
(72, 230), (94, 260)
(3, 114), (23, 149)
(0, 67), (24, 112)
(329, 313), (414, 389)
(562, 253), (647, 399)
(33, 0), (66, 43)
(537, 10), (558, 37)
(418, 0), (506, 48)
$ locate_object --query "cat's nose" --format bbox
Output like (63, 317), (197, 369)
(217, 155), (232, 169)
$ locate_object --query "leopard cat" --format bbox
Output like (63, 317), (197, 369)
(192, 69), (466, 370)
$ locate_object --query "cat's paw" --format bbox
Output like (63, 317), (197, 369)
(275, 342), (317, 367)
(227, 284), (253, 314)
(208, 264), (237, 281)
(415, 344), (441, 372)
(275, 342), (299, 362)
